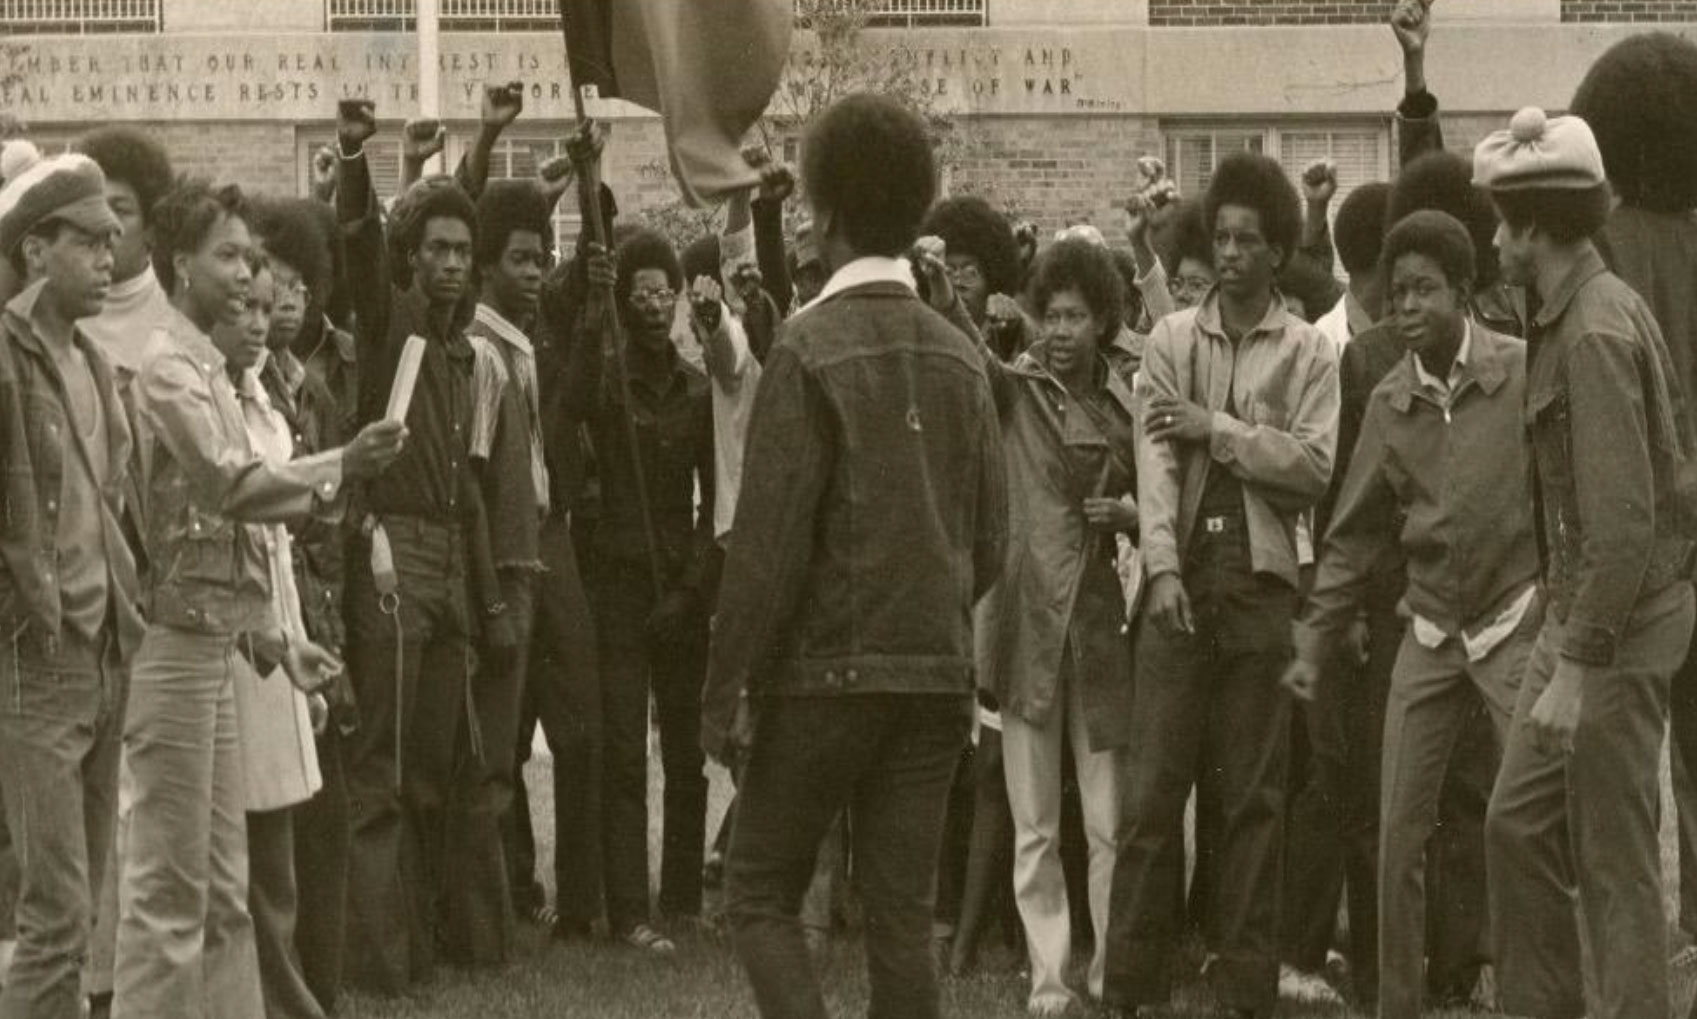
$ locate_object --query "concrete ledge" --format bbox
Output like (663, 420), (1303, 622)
(1443, 0), (1561, 23)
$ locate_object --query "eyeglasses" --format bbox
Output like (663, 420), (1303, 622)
(629, 288), (676, 307)
(277, 279), (311, 303)
(1168, 275), (1214, 298)
(944, 262), (984, 285)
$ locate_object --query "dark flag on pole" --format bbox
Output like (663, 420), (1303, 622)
(559, 0), (793, 207)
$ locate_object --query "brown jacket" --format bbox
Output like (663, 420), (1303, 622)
(975, 340), (1137, 751)
(1137, 291), (1339, 589)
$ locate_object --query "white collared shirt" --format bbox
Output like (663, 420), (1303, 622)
(1404, 320), (1535, 660)
(1410, 320), (1473, 399)
(797, 256), (917, 314)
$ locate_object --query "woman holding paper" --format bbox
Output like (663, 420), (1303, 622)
(113, 180), (404, 1019)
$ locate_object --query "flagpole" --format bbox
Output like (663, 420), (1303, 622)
(417, 0), (444, 175)
(556, 1), (666, 597)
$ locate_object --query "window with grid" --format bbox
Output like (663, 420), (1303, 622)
(1163, 122), (1391, 279)
(326, 0), (557, 32)
(468, 133), (583, 252)
(795, 0), (987, 28)
(0, 0), (160, 35)
(296, 130), (407, 203)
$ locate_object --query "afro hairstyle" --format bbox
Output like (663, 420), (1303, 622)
(475, 180), (554, 269)
(1571, 32), (1697, 213)
(247, 198), (335, 303)
(1028, 237), (1126, 348)
(1204, 151), (1303, 263)
(801, 94), (935, 259)
(921, 196), (1023, 298)
(1333, 182), (1391, 277)
(1388, 152), (1503, 287)
(150, 178), (248, 293)
(1156, 198), (1213, 278)
(1491, 185), (1612, 247)
(1382, 210), (1478, 292)
(1110, 248), (1147, 331)
(614, 228), (683, 311)
(681, 233), (722, 288)
(386, 175), (479, 290)
(74, 126), (174, 226)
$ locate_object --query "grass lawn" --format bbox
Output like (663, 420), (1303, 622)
(336, 744), (1697, 1019)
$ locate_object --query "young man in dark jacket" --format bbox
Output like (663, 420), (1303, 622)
(332, 100), (525, 993)
(1283, 212), (1539, 1019)
(1477, 108), (1697, 1019)
(703, 93), (1008, 1019)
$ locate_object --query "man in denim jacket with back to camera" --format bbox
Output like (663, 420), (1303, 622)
(1476, 107), (1697, 1019)
(702, 93), (1008, 1019)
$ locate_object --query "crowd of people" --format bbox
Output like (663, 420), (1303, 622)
(3, 1), (1697, 1018)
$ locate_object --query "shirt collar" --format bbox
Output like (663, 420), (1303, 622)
(1411, 320), (1472, 393)
(474, 302), (535, 356)
(1532, 244), (1610, 329)
(7, 278), (89, 357)
(1195, 288), (1294, 340)
(799, 256), (916, 313)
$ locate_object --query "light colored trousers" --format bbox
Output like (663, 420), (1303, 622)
(1001, 659), (1124, 1009)
(113, 626), (263, 1019)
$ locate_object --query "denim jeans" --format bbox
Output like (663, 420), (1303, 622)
(112, 626), (262, 1019)
(1106, 524), (1294, 1016)
(588, 555), (709, 931)
(0, 625), (123, 1019)
(503, 516), (602, 929)
(1487, 582), (1695, 1019)
(343, 520), (473, 994)
(725, 693), (971, 1019)
(439, 571), (530, 965)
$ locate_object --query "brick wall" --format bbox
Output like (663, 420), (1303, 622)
(1150, 0), (1395, 27)
(1561, 0), (1697, 22)
(948, 115), (1162, 234)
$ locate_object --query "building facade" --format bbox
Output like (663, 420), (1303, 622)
(3, 0), (1693, 243)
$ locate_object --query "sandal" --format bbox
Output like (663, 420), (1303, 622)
(621, 923), (677, 955)
(527, 902), (559, 928)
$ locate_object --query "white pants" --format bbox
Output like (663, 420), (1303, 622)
(1001, 652), (1124, 1008)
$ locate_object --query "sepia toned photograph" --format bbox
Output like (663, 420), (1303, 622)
(3, 0), (1697, 1016)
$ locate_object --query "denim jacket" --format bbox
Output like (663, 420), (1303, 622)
(702, 272), (1008, 758)
(137, 307), (344, 636)
(0, 282), (147, 658)
(1525, 246), (1697, 666)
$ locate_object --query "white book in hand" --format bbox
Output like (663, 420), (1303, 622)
(385, 335), (427, 425)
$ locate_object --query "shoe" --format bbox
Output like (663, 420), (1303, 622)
(703, 851), (725, 890)
(525, 901), (560, 928)
(1278, 963), (1344, 1006)
(1027, 990), (1077, 1016)
(619, 922), (677, 955)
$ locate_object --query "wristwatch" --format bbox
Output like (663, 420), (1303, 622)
(484, 600), (508, 619)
